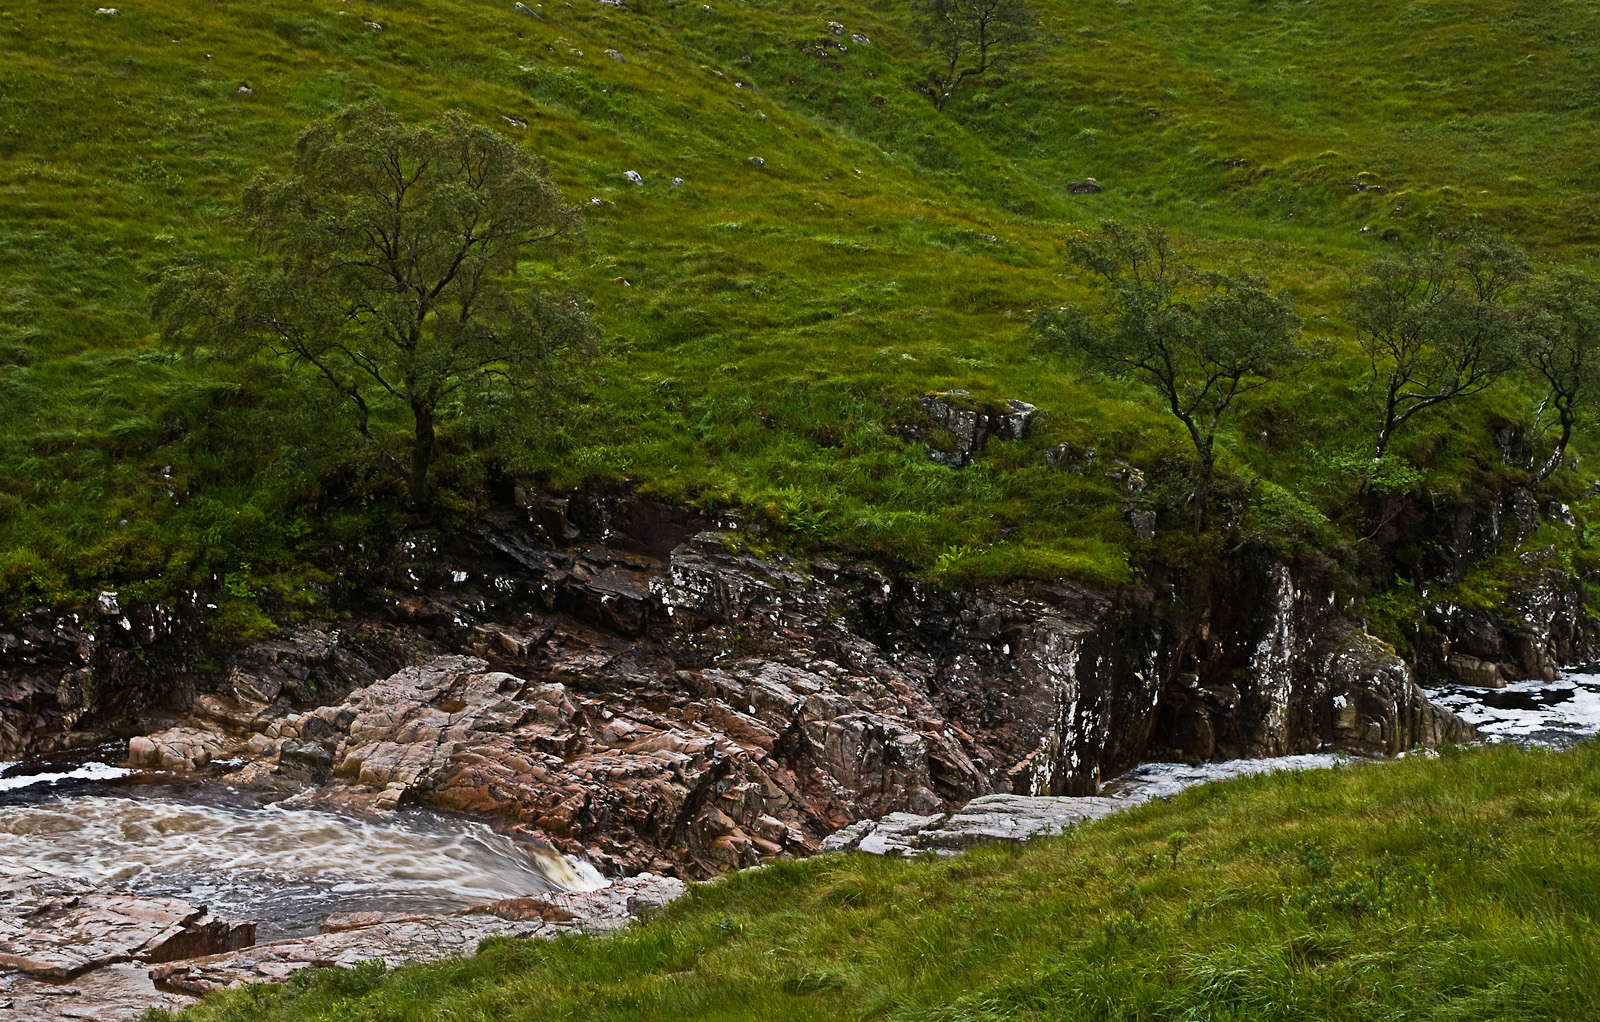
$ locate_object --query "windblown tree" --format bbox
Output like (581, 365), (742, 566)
(1346, 232), (1528, 464)
(155, 101), (594, 510)
(1036, 220), (1304, 526)
(1519, 269), (1600, 486)
(911, 0), (1038, 111)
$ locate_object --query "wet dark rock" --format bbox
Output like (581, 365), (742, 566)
(1069, 178), (1103, 194)
(914, 794), (1120, 851)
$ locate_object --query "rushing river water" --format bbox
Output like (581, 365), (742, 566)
(0, 764), (603, 940)
(2, 675), (1595, 944)
(1423, 672), (1600, 747)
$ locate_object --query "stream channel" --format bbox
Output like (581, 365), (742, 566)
(5, 672), (1599, 937)
(0, 759), (603, 943)
(0, 671), (1596, 1015)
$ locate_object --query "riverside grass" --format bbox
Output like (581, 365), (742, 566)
(3, 0), (1600, 620)
(149, 741), (1600, 1021)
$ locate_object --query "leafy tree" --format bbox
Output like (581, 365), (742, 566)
(911, 0), (1038, 111)
(155, 101), (594, 510)
(1346, 233), (1528, 463)
(1036, 221), (1304, 526)
(1519, 269), (1600, 486)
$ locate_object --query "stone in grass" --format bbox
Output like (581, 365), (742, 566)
(747, 156), (765, 167)
(607, 48), (627, 63)
(1069, 177), (1103, 194)
(624, 170), (643, 184)
(911, 391), (1037, 468)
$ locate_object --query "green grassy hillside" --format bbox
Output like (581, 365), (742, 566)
(152, 742), (1600, 1021)
(2, 0), (1599, 618)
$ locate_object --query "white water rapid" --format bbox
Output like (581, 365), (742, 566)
(0, 783), (604, 939)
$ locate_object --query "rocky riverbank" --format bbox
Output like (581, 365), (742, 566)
(3, 492), (1492, 875)
(0, 861), (684, 1021)
(11, 487), (1579, 1018)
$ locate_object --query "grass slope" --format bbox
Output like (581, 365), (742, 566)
(2, 0), (1599, 618)
(153, 742), (1600, 1021)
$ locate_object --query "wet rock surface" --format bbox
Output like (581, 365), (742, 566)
(0, 489), (1514, 1017)
(898, 390), (1037, 467)
(126, 517), (1475, 880)
(0, 871), (254, 979)
(8, 494), (1484, 880)
(0, 865), (683, 1020)
(831, 753), (1373, 857)
(149, 873), (684, 995)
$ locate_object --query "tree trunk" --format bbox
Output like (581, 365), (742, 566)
(1529, 396), (1575, 487)
(409, 404), (435, 510)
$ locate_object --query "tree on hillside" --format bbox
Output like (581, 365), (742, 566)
(1346, 232), (1528, 464)
(155, 101), (595, 510)
(1036, 220), (1305, 527)
(1519, 269), (1600, 486)
(911, 0), (1038, 111)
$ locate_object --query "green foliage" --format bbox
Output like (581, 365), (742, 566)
(912, 0), (1040, 110)
(1347, 230), (1529, 460)
(169, 743), (1600, 1021)
(152, 101), (596, 510)
(0, 0), (1598, 614)
(1038, 220), (1304, 520)
(1520, 268), (1600, 485)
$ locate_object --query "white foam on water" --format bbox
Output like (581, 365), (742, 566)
(1424, 673), (1600, 743)
(0, 795), (604, 937)
(0, 761), (131, 792)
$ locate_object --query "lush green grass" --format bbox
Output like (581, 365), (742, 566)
(2, 0), (1600, 619)
(151, 742), (1600, 1021)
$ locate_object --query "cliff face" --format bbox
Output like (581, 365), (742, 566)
(0, 490), (1502, 876)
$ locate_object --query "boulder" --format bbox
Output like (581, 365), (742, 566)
(907, 391), (1037, 467)
(126, 728), (232, 772)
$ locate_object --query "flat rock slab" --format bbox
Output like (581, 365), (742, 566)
(0, 888), (254, 978)
(1, 962), (195, 1022)
(916, 795), (1123, 851)
(152, 914), (551, 993)
(151, 873), (686, 994)
(824, 795), (1126, 857)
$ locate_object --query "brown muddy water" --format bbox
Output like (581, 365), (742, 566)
(0, 757), (604, 940)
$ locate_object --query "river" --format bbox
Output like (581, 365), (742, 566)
(0, 757), (603, 941)
(2, 673), (1594, 954)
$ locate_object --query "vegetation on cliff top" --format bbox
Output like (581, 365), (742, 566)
(2, 0), (1600, 628)
(151, 741), (1600, 1021)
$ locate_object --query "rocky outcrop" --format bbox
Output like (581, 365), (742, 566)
(899, 391), (1037, 467)
(1144, 563), (1475, 764)
(84, 504), (1466, 881)
(5, 489), (1489, 882)
(1423, 566), (1594, 688)
(0, 603), (414, 761)
(1364, 486), (1599, 687)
